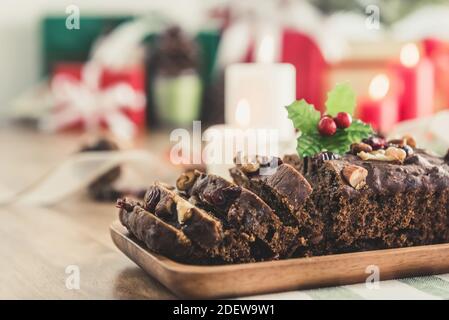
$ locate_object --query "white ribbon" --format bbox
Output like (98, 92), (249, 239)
(0, 150), (175, 206)
(39, 62), (146, 141)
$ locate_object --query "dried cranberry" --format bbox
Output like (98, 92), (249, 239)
(205, 189), (225, 207)
(154, 197), (175, 220)
(143, 187), (161, 212)
(206, 186), (241, 208)
(362, 135), (387, 150)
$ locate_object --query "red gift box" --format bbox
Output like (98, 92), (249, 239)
(50, 62), (146, 132)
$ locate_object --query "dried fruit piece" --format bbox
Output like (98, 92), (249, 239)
(350, 142), (372, 154)
(206, 189), (226, 207)
(362, 135), (387, 150)
(154, 196), (176, 220)
(342, 165), (368, 190)
(143, 187), (161, 212)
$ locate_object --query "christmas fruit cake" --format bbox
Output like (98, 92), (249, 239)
(116, 84), (449, 265)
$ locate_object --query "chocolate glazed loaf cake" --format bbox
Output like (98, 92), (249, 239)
(229, 156), (324, 256)
(117, 133), (449, 264)
(178, 171), (300, 260)
(284, 144), (449, 254)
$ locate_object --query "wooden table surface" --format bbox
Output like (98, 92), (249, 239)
(0, 124), (179, 299)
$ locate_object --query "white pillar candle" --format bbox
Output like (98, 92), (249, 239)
(225, 63), (296, 141)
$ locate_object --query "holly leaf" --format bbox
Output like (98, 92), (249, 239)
(286, 99), (321, 134)
(325, 83), (356, 116)
(342, 120), (373, 143)
(288, 84), (374, 158)
(296, 132), (323, 157)
(295, 120), (374, 157)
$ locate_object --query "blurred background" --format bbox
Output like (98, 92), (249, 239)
(1, 0), (449, 151)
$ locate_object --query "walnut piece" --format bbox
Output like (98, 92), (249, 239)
(403, 134), (417, 148)
(350, 142), (372, 154)
(357, 151), (395, 162)
(388, 138), (406, 147)
(241, 162), (260, 174)
(176, 198), (194, 224)
(385, 146), (407, 162)
(342, 165), (368, 190)
(176, 170), (198, 191)
(357, 146), (406, 163)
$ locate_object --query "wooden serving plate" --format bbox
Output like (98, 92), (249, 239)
(110, 220), (449, 299)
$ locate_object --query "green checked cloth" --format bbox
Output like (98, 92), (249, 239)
(242, 274), (449, 300)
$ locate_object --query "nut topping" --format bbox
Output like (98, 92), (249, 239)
(176, 199), (194, 224)
(240, 161), (260, 174)
(350, 142), (372, 154)
(385, 147), (407, 162)
(403, 134), (417, 148)
(176, 170), (199, 191)
(342, 165), (368, 190)
(357, 151), (394, 161)
(357, 146), (406, 163)
(388, 138), (406, 148)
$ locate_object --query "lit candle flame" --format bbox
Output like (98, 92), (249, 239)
(369, 74), (390, 100)
(400, 43), (420, 68)
(256, 35), (275, 63)
(235, 99), (251, 127)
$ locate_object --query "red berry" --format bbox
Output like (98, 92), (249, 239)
(318, 117), (337, 136)
(334, 112), (352, 129)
